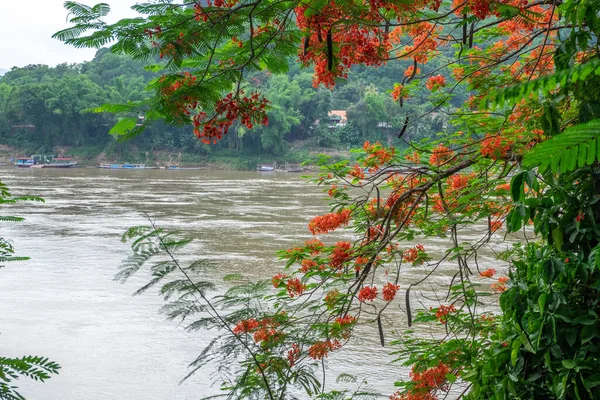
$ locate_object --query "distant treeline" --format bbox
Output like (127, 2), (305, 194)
(0, 48), (464, 158)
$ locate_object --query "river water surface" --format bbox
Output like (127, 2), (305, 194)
(0, 167), (508, 399)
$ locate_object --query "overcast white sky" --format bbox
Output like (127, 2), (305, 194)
(0, 0), (140, 70)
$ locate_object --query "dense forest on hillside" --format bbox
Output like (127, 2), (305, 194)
(0, 48), (463, 166)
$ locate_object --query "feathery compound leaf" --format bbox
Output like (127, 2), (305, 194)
(485, 59), (600, 107)
(523, 119), (600, 173)
(87, 102), (140, 114)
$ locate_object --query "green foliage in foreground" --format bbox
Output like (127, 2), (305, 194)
(0, 181), (59, 400)
(118, 222), (380, 399)
(467, 166), (600, 399)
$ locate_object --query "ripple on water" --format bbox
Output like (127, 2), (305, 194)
(0, 167), (509, 399)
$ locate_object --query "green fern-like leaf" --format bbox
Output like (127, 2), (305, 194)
(523, 119), (600, 173)
(485, 59), (600, 107)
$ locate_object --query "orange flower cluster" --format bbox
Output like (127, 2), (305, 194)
(480, 268), (496, 278)
(358, 286), (378, 302)
(447, 174), (473, 192)
(354, 256), (370, 272)
(305, 239), (325, 254)
(452, 0), (495, 19)
(404, 65), (421, 77)
(403, 244), (425, 264)
(308, 339), (341, 360)
(411, 362), (451, 394)
(429, 144), (453, 167)
(391, 362), (452, 400)
(382, 282), (400, 301)
(300, 259), (317, 273)
(480, 134), (513, 159)
(335, 315), (356, 326)
(348, 164), (365, 179)
(158, 72), (200, 116)
(287, 343), (301, 367)
(286, 278), (306, 298)
(193, 92), (269, 144)
(232, 317), (283, 345)
(329, 241), (353, 269)
(332, 315), (357, 339)
(272, 273), (288, 288)
(327, 185), (339, 197)
(425, 75), (446, 91)
(496, 183), (511, 192)
(253, 326), (281, 343)
(405, 151), (421, 164)
(435, 304), (456, 324)
(295, 2), (392, 87)
(232, 318), (260, 334)
(490, 219), (503, 233)
(492, 276), (509, 293)
(392, 84), (408, 101)
(364, 141), (396, 170)
(324, 290), (340, 309)
(308, 209), (352, 234)
(390, 22), (442, 64)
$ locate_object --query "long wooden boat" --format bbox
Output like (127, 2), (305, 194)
(98, 163), (157, 169)
(16, 158), (35, 168)
(257, 164), (275, 172)
(16, 156), (77, 168)
(32, 157), (78, 168)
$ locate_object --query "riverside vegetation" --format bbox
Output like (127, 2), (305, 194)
(0, 41), (454, 168)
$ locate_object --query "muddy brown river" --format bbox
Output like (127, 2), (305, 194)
(0, 167), (509, 399)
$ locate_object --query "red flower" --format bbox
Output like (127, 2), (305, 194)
(329, 241), (353, 269)
(305, 239), (324, 254)
(429, 144), (453, 167)
(410, 362), (451, 391)
(300, 259), (317, 273)
(286, 278), (306, 298)
(425, 75), (446, 91)
(491, 277), (508, 293)
(382, 282), (400, 301)
(480, 268), (496, 278)
(272, 273), (287, 288)
(404, 65), (421, 77)
(287, 344), (301, 366)
(435, 304), (456, 324)
(358, 285), (378, 302)
(403, 244), (425, 264)
(348, 164), (365, 179)
(232, 319), (259, 334)
(324, 290), (340, 309)
(392, 83), (407, 101)
(490, 219), (502, 232)
(480, 134), (513, 159)
(308, 209), (352, 235)
(307, 340), (341, 360)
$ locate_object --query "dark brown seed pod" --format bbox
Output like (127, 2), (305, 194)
(327, 29), (333, 72)
(468, 22), (475, 48)
(398, 116), (410, 138)
(462, 14), (467, 45)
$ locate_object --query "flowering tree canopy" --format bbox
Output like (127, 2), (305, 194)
(58, 0), (600, 399)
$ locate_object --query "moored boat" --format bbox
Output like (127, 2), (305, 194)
(98, 163), (156, 169)
(16, 158), (35, 168)
(257, 164), (275, 172)
(38, 157), (78, 168)
(15, 155), (77, 168)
